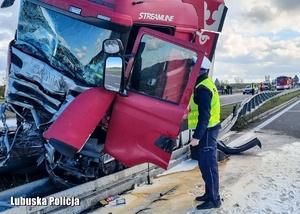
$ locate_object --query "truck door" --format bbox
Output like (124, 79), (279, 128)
(104, 27), (206, 169)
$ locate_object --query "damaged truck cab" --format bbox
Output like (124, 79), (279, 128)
(0, 0), (227, 187)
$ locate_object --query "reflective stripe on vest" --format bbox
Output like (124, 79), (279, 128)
(188, 78), (220, 129)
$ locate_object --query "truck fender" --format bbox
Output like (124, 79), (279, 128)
(43, 87), (116, 157)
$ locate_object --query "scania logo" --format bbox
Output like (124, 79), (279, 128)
(139, 12), (174, 22)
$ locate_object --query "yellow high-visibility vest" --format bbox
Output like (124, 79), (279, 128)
(188, 78), (220, 129)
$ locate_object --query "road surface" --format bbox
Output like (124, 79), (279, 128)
(91, 98), (300, 214)
(219, 93), (251, 106)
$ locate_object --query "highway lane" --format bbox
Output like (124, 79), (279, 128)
(219, 92), (251, 106)
(220, 87), (299, 106)
(227, 97), (300, 148)
(261, 99), (300, 139)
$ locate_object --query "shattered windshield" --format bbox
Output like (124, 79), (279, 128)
(15, 0), (121, 86)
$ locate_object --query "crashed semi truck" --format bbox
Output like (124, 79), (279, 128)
(0, 0), (227, 188)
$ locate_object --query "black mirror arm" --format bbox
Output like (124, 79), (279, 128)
(118, 60), (128, 97)
(123, 53), (135, 59)
(119, 89), (128, 97)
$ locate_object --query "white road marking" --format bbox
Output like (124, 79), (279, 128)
(227, 99), (300, 147)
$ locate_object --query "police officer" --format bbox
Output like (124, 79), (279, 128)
(250, 82), (255, 95)
(188, 56), (221, 210)
(223, 85), (227, 94)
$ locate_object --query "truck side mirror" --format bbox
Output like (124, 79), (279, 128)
(103, 56), (123, 92)
(103, 39), (123, 54)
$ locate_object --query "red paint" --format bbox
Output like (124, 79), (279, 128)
(104, 92), (183, 169)
(44, 88), (115, 151)
(11, 0), (225, 171)
(40, 0), (132, 26)
(104, 28), (206, 169)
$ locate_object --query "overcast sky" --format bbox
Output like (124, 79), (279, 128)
(0, 0), (299, 85)
(214, 0), (300, 84)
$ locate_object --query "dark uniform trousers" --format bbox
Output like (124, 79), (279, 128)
(196, 126), (220, 204)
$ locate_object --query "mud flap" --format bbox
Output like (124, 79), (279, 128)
(43, 88), (115, 157)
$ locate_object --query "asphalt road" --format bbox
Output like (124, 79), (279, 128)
(219, 92), (251, 106)
(262, 99), (300, 139)
(227, 97), (300, 148)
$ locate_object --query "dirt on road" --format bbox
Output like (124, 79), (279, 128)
(90, 131), (300, 214)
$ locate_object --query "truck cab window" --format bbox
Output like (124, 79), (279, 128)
(125, 25), (174, 55)
(127, 34), (196, 103)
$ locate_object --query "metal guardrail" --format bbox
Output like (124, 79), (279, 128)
(238, 91), (282, 117)
(219, 88), (300, 140)
(1, 144), (192, 214)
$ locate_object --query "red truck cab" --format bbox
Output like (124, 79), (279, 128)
(1, 0), (227, 187)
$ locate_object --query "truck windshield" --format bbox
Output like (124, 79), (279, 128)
(15, 1), (122, 86)
(277, 76), (288, 83)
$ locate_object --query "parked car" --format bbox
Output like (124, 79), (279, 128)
(243, 85), (258, 95)
(263, 82), (271, 90)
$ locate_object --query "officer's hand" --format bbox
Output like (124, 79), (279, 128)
(189, 138), (199, 146)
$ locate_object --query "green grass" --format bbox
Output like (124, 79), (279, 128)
(249, 90), (300, 118)
(233, 90), (300, 130)
(220, 103), (240, 122)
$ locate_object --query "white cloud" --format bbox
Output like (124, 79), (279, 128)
(0, 1), (20, 82)
(213, 0), (300, 83)
(75, 46), (87, 60)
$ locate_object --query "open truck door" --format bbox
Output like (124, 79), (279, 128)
(104, 27), (206, 169)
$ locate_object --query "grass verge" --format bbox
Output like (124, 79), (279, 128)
(232, 90), (300, 131)
(220, 103), (240, 122)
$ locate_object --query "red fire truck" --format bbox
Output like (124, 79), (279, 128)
(276, 76), (292, 90)
(0, 0), (227, 188)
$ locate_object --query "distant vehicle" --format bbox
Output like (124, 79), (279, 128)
(243, 85), (258, 95)
(276, 76), (292, 90)
(263, 82), (271, 90)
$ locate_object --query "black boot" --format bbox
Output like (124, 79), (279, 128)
(195, 194), (208, 202)
(196, 200), (221, 210)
